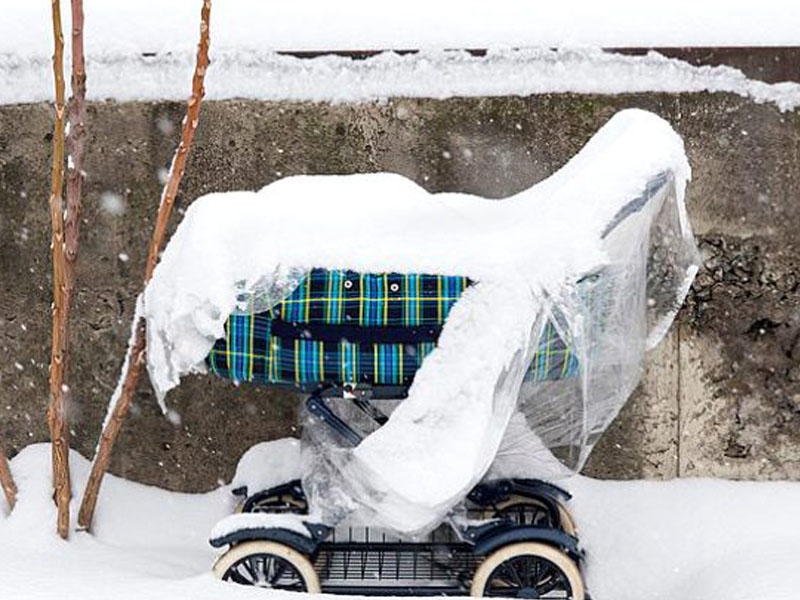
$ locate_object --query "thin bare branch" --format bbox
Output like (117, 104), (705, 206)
(65, 0), (86, 314)
(78, 0), (212, 532)
(0, 447), (16, 511)
(47, 0), (72, 540)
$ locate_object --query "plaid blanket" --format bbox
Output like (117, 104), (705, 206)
(270, 269), (468, 326)
(207, 268), (578, 388)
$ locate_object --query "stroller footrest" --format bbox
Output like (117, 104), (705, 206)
(306, 395), (364, 447)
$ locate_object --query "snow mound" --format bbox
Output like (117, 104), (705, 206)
(568, 476), (800, 600)
(231, 438), (303, 494)
(2, 444), (799, 599)
(211, 512), (312, 542)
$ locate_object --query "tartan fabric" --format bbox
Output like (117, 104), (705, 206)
(527, 320), (580, 382)
(208, 268), (464, 387)
(207, 310), (436, 386)
(207, 268), (580, 387)
(274, 269), (470, 326)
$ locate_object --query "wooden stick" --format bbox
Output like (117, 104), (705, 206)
(47, 0), (72, 540)
(65, 0), (86, 325)
(0, 447), (16, 511)
(78, 0), (211, 532)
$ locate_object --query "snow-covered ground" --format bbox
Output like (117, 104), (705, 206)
(2, 443), (799, 600)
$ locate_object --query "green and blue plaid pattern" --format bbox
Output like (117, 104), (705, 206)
(274, 269), (469, 326)
(528, 320), (580, 382)
(207, 268), (579, 387)
(208, 316), (437, 386)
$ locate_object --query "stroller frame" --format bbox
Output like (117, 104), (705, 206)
(212, 384), (585, 598)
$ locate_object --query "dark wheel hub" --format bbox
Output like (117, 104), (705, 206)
(223, 553), (308, 591)
(495, 501), (557, 528)
(484, 555), (573, 599)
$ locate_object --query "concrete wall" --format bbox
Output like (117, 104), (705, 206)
(1, 91), (798, 491)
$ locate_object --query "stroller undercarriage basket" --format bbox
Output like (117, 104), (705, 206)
(216, 476), (582, 597)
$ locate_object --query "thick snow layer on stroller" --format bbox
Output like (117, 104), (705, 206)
(143, 108), (698, 535)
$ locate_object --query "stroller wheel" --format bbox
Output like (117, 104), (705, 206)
(493, 496), (577, 537)
(213, 540), (320, 592)
(471, 542), (584, 599)
(242, 491), (308, 515)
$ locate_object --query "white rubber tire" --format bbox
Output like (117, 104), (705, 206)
(213, 540), (321, 593)
(470, 542), (585, 600)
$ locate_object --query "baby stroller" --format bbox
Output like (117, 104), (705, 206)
(143, 110), (699, 599)
(208, 269), (585, 597)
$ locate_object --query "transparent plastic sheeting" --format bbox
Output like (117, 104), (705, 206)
(496, 173), (700, 477)
(302, 309), (547, 534)
(302, 172), (699, 536)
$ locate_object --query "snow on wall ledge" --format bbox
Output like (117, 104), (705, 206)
(3, 0), (800, 56)
(3, 48), (800, 111)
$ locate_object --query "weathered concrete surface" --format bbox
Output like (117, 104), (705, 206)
(0, 93), (798, 491)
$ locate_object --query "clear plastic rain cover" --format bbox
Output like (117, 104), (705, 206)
(301, 171), (699, 535)
(489, 172), (700, 483)
(143, 109), (700, 537)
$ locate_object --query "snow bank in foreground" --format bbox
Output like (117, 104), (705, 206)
(143, 109), (694, 535)
(2, 445), (234, 557)
(4, 47), (800, 110)
(568, 476), (800, 600)
(0, 445), (260, 599)
(2, 444), (799, 600)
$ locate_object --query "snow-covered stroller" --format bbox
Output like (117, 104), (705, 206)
(143, 109), (699, 599)
(207, 271), (584, 596)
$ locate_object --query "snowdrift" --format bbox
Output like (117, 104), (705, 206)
(143, 108), (699, 535)
(2, 445), (800, 600)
